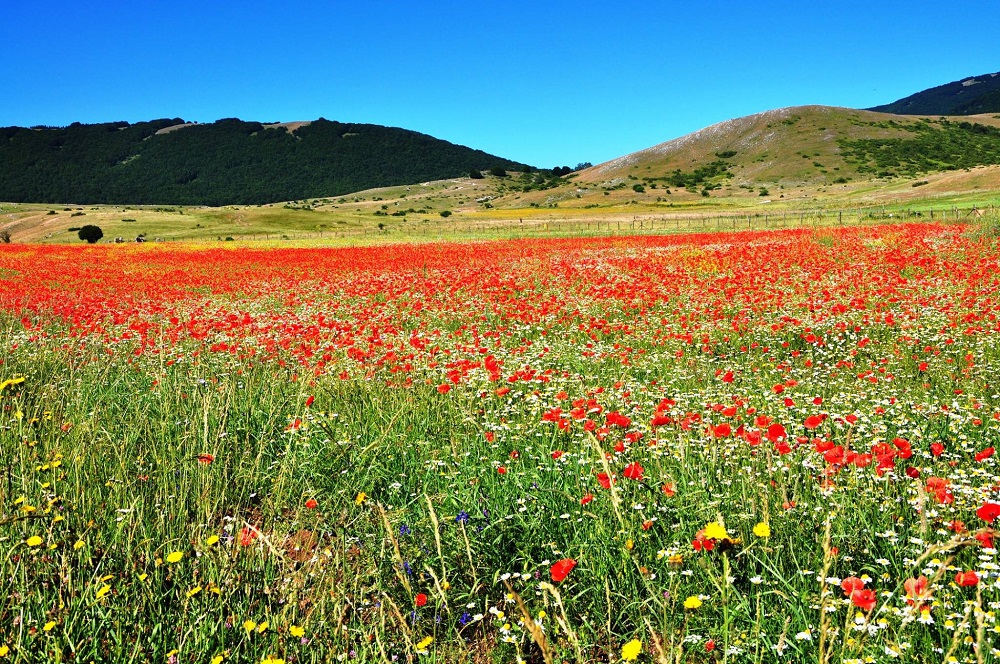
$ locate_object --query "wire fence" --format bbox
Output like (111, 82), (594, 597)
(214, 203), (999, 244)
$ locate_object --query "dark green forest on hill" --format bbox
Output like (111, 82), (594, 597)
(0, 119), (529, 205)
(839, 119), (1000, 178)
(868, 71), (1000, 116)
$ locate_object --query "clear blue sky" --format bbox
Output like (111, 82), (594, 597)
(2, 1), (998, 168)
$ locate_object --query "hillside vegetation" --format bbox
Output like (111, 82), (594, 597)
(570, 107), (1000, 198)
(0, 118), (529, 206)
(869, 71), (1000, 115)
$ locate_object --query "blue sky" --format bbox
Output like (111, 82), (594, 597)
(2, 1), (998, 168)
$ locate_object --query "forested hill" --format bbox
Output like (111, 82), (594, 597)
(868, 72), (1000, 116)
(0, 118), (530, 205)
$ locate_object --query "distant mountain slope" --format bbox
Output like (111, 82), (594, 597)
(869, 72), (1000, 115)
(574, 106), (1000, 191)
(0, 118), (529, 205)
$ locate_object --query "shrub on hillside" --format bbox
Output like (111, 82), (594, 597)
(78, 225), (104, 244)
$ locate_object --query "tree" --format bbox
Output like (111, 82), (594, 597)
(78, 225), (104, 243)
(469, 169), (484, 179)
(489, 166), (507, 177)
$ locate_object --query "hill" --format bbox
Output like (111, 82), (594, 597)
(869, 71), (1000, 116)
(0, 118), (529, 206)
(566, 106), (1000, 199)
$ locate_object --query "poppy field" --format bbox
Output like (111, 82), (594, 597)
(1, 223), (999, 663)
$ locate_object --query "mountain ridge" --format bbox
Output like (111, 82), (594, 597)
(868, 71), (1000, 115)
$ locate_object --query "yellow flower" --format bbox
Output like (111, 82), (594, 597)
(625, 539), (634, 550)
(683, 596), (702, 610)
(205, 535), (220, 546)
(43, 621), (57, 632)
(166, 650), (179, 659)
(25, 536), (43, 547)
(257, 621), (269, 633)
(165, 551), (183, 564)
(753, 522), (771, 538)
(186, 586), (202, 598)
(95, 584), (111, 600)
(243, 620), (257, 632)
(137, 573), (148, 582)
(289, 625), (305, 638)
(621, 639), (642, 661)
(703, 521), (728, 541)
(0, 644), (8, 657)
(74, 540), (85, 550)
(354, 492), (366, 506)
(210, 656), (225, 664)
(416, 636), (433, 651)
(261, 657), (284, 664)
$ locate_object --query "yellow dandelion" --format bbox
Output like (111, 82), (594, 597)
(165, 551), (183, 564)
(243, 619), (257, 632)
(683, 596), (702, 610)
(0, 644), (8, 657)
(25, 536), (43, 547)
(74, 540), (85, 550)
(256, 621), (268, 633)
(205, 535), (220, 546)
(625, 539), (634, 550)
(42, 621), (57, 632)
(261, 657), (284, 664)
(354, 491), (366, 506)
(137, 573), (148, 582)
(95, 584), (111, 600)
(416, 636), (433, 650)
(753, 522), (771, 538)
(186, 586), (202, 598)
(289, 625), (305, 638)
(621, 639), (642, 662)
(210, 656), (225, 664)
(703, 521), (728, 541)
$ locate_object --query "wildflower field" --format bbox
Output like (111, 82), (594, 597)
(1, 223), (999, 663)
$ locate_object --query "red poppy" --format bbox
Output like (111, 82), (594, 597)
(437, 384), (451, 394)
(580, 493), (594, 505)
(850, 589), (876, 611)
(597, 472), (613, 489)
(623, 462), (644, 481)
(803, 415), (823, 430)
(239, 526), (258, 547)
(550, 558), (577, 582)
(415, 593), (428, 606)
(976, 502), (1000, 523)
(713, 422), (731, 437)
(975, 447), (995, 462)
(661, 483), (675, 497)
(551, 450), (564, 460)
(903, 576), (929, 605)
(497, 466), (507, 475)
(841, 577), (864, 596)
(955, 570), (979, 587)
(930, 442), (944, 456)
(305, 498), (318, 509)
(305, 395), (315, 407)
(196, 453), (215, 465)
